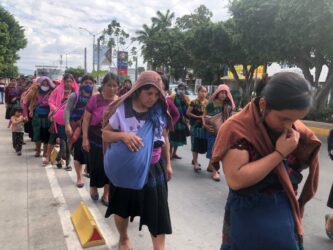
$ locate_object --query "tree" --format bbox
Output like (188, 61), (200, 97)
(230, 0), (333, 111)
(0, 6), (27, 77)
(65, 67), (85, 81)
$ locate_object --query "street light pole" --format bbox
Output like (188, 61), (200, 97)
(79, 27), (103, 73)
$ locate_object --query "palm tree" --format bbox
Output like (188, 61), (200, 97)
(135, 23), (157, 68)
(151, 10), (175, 30)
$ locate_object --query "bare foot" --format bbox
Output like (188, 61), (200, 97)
(119, 238), (132, 250)
(211, 172), (220, 182)
(327, 214), (333, 232)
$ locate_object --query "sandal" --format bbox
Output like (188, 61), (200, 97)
(35, 151), (41, 157)
(101, 197), (109, 207)
(76, 182), (84, 188)
(42, 159), (49, 166)
(192, 160), (201, 167)
(172, 154), (182, 159)
(325, 214), (333, 240)
(64, 165), (72, 171)
(211, 172), (220, 182)
(193, 163), (201, 173)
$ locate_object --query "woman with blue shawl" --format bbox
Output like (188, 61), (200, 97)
(102, 71), (173, 250)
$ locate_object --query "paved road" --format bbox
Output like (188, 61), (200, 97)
(0, 104), (332, 250)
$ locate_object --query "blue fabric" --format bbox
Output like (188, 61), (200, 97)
(35, 106), (50, 116)
(221, 191), (299, 250)
(206, 132), (216, 159)
(104, 103), (164, 190)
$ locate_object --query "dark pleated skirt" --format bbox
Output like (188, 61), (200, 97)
(169, 121), (187, 146)
(328, 183), (333, 209)
(88, 130), (108, 188)
(24, 118), (33, 139)
(73, 136), (86, 165)
(191, 126), (207, 154)
(32, 114), (51, 144)
(105, 160), (172, 236)
(221, 191), (300, 250)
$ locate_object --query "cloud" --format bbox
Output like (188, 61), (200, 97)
(1, 0), (230, 75)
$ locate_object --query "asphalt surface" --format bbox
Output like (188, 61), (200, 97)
(0, 104), (332, 250)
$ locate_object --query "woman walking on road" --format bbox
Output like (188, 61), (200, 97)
(82, 72), (119, 205)
(47, 73), (79, 167)
(212, 72), (321, 250)
(64, 74), (95, 188)
(5, 78), (20, 120)
(169, 83), (190, 159)
(186, 86), (208, 172)
(22, 76), (55, 157)
(102, 71), (172, 250)
(203, 84), (235, 181)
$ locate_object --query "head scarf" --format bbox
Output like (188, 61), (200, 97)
(37, 76), (56, 88)
(103, 70), (171, 129)
(210, 84), (236, 110)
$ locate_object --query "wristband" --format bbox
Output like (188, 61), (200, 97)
(275, 149), (285, 158)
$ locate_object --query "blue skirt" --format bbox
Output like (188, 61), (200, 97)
(221, 191), (300, 250)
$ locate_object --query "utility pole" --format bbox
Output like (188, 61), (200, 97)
(84, 48), (87, 73)
(60, 54), (63, 70)
(135, 56), (138, 81)
(97, 37), (101, 83)
(65, 54), (68, 69)
(93, 34), (95, 72)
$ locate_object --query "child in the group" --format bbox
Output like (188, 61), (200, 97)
(10, 106), (26, 156)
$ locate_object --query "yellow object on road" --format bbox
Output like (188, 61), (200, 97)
(71, 201), (105, 248)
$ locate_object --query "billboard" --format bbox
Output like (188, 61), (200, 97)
(93, 45), (112, 65)
(117, 51), (128, 75)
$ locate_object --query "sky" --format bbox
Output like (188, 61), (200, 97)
(1, 0), (231, 75)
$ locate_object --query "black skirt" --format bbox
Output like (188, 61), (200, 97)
(328, 183), (333, 209)
(73, 136), (86, 165)
(105, 160), (172, 236)
(87, 129), (108, 188)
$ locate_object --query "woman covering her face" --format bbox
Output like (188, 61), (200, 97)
(212, 72), (321, 250)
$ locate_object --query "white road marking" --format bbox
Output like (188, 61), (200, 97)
(67, 169), (117, 248)
(45, 165), (83, 250)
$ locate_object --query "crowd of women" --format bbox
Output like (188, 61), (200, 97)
(2, 70), (333, 249)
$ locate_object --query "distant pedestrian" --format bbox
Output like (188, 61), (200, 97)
(82, 72), (119, 205)
(5, 78), (20, 119)
(203, 84), (235, 181)
(118, 79), (132, 96)
(10, 106), (26, 156)
(212, 72), (321, 250)
(186, 86), (208, 172)
(0, 77), (5, 104)
(169, 83), (190, 159)
(161, 76), (180, 127)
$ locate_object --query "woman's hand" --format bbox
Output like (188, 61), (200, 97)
(275, 128), (300, 157)
(166, 163), (173, 181)
(65, 124), (73, 138)
(82, 137), (90, 152)
(122, 133), (144, 152)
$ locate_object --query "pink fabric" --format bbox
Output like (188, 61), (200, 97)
(48, 79), (79, 112)
(210, 84), (236, 110)
(151, 147), (162, 164)
(86, 94), (112, 126)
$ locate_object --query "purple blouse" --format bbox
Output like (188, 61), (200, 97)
(85, 94), (112, 126)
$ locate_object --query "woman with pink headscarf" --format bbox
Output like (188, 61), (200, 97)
(203, 84), (235, 181)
